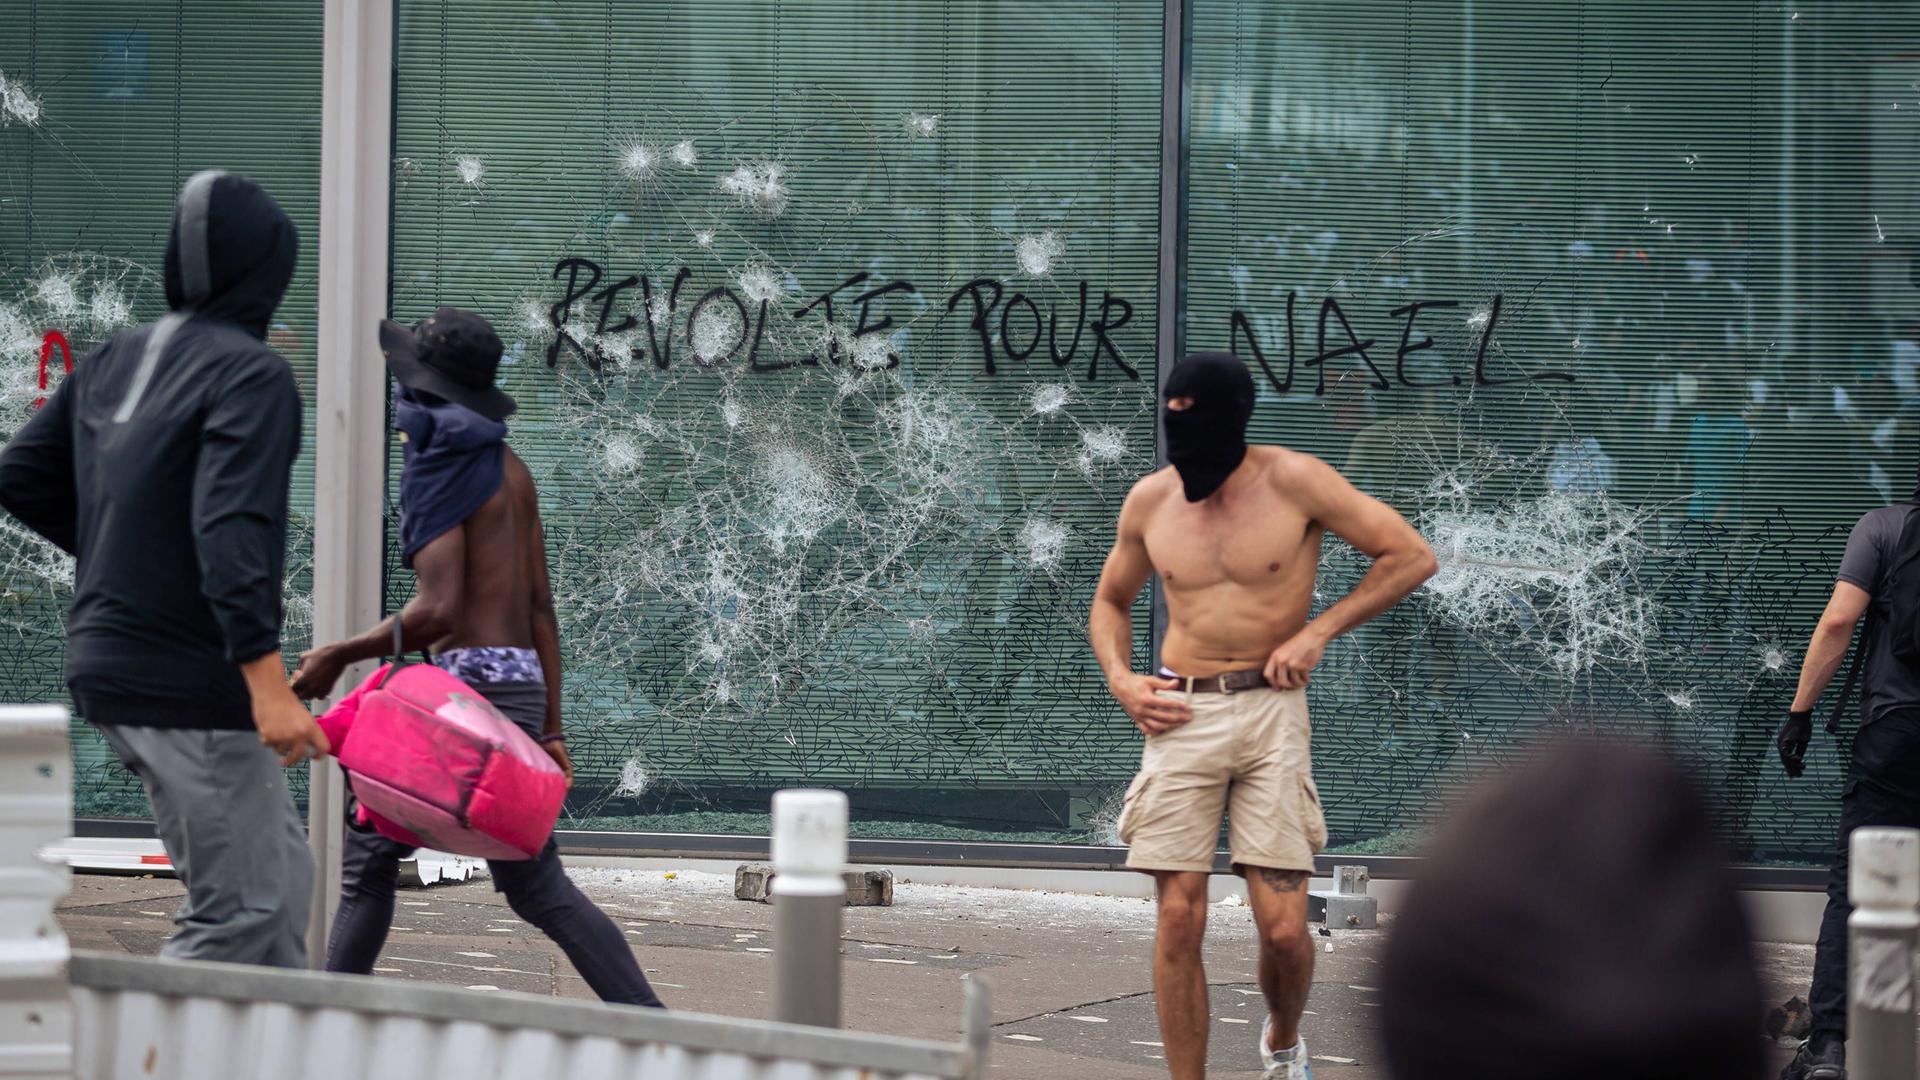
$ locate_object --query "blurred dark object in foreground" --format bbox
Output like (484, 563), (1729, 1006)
(1381, 737), (1765, 1080)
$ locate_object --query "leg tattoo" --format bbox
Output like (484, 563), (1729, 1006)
(1253, 867), (1309, 894)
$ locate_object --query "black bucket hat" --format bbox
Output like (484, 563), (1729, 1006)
(379, 307), (516, 420)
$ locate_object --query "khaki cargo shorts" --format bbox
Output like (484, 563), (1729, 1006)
(1117, 684), (1327, 874)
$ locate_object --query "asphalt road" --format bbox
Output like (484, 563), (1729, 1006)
(58, 865), (1822, 1078)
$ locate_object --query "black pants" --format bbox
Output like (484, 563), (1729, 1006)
(323, 678), (664, 1008)
(325, 825), (664, 1007)
(1808, 711), (1920, 1037)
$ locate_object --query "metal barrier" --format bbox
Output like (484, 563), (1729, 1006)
(773, 789), (849, 1029)
(1847, 827), (1918, 1080)
(0, 706), (72, 1080)
(67, 952), (987, 1080)
(0, 707), (990, 1080)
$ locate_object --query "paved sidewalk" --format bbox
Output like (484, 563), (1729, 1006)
(57, 866), (1818, 1078)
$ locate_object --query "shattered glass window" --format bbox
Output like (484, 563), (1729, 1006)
(0, 2), (323, 819)
(390, 1), (1164, 840)
(1186, 1), (1920, 863)
(16, 0), (1913, 861)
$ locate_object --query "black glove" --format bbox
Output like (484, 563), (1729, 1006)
(1777, 710), (1813, 778)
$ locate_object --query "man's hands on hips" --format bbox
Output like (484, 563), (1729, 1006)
(1777, 709), (1814, 778)
(1110, 672), (1191, 736)
(1264, 627), (1329, 690)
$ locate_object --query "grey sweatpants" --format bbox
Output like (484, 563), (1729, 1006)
(99, 725), (312, 968)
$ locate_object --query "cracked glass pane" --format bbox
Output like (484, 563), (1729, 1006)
(0, 4), (323, 819)
(388, 0), (1164, 840)
(1187, 1), (1920, 863)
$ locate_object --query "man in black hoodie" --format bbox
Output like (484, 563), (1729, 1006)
(0, 170), (327, 968)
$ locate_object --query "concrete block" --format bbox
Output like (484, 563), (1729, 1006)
(1310, 863), (1376, 928)
(1331, 864), (1370, 895)
(734, 863), (775, 901)
(734, 863), (894, 906)
(1309, 891), (1377, 929)
(841, 868), (893, 906)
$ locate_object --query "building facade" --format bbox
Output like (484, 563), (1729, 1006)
(3, 1), (1917, 864)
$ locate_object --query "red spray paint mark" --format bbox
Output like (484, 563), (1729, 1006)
(35, 330), (71, 409)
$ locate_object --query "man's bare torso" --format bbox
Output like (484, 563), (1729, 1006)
(1137, 446), (1324, 676)
(432, 447), (539, 653)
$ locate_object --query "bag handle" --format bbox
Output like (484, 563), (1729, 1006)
(1827, 630), (1865, 735)
(376, 612), (408, 689)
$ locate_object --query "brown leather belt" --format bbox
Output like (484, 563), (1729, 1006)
(1170, 668), (1269, 694)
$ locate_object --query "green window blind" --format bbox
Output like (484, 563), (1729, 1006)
(0, 0), (323, 817)
(391, 0), (1163, 839)
(1186, 0), (1920, 862)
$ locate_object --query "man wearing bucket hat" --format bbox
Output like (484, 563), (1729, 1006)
(292, 308), (663, 1007)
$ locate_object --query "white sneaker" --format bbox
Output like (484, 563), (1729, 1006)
(1259, 1016), (1312, 1080)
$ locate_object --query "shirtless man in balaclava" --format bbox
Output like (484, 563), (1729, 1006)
(1089, 352), (1436, 1080)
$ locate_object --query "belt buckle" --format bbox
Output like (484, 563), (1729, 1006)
(1219, 674), (1238, 696)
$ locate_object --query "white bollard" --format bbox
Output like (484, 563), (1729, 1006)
(0, 706), (74, 1080)
(1846, 827), (1919, 1080)
(772, 789), (848, 1029)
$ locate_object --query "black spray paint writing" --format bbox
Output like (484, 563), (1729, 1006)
(551, 258), (1573, 391)
(1226, 293), (1576, 393)
(546, 257), (1141, 381)
(944, 278), (1136, 382)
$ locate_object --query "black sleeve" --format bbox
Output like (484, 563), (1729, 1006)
(1836, 511), (1887, 594)
(0, 380), (79, 555)
(191, 355), (302, 664)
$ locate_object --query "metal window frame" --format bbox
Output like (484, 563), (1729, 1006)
(311, 0), (398, 968)
(74, 818), (1829, 891)
(1149, 0), (1188, 669)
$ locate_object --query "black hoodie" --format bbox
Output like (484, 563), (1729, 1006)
(0, 170), (301, 730)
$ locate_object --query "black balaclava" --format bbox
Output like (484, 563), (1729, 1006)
(1163, 351), (1256, 501)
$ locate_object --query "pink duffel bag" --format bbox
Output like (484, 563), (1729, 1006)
(319, 662), (567, 861)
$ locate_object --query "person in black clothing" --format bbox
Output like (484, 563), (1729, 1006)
(1775, 466), (1920, 1080)
(0, 170), (328, 967)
